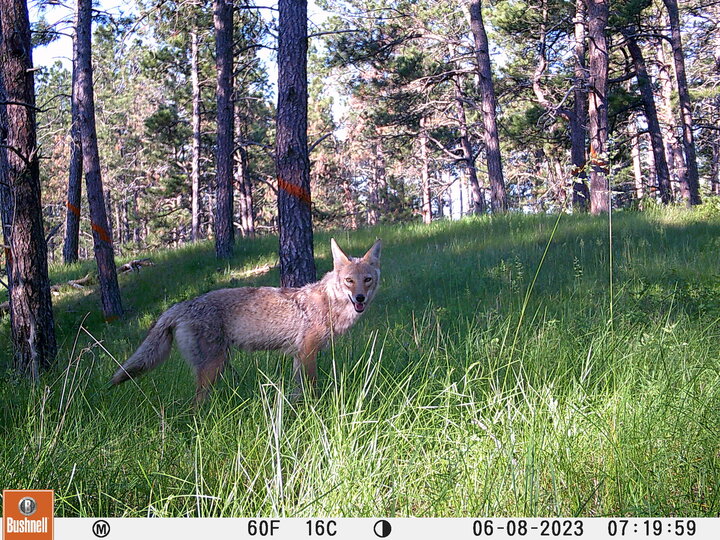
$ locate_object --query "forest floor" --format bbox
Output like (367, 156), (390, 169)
(1, 207), (719, 516)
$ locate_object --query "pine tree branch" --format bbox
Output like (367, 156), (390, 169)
(309, 132), (334, 154)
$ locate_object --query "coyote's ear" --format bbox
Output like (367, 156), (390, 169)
(331, 238), (351, 268)
(362, 239), (382, 266)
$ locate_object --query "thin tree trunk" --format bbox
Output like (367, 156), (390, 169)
(190, 24), (202, 242)
(63, 27), (82, 264)
(376, 141), (388, 215)
(712, 143), (720, 196)
(571, 0), (590, 210)
(629, 116), (645, 201)
(276, 0), (316, 287)
(368, 142), (380, 225)
(586, 0), (610, 214)
(214, 0), (234, 258)
(714, 19), (720, 196)
(342, 171), (357, 229)
(468, 0), (507, 212)
(452, 67), (485, 214)
(0, 0), (57, 377)
(122, 199), (129, 244)
(132, 190), (140, 244)
(663, 0), (701, 206)
(235, 135), (255, 238)
(419, 123), (432, 224)
(654, 38), (684, 198)
(76, 0), (123, 319)
(624, 32), (672, 204)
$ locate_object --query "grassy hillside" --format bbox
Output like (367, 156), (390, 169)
(1, 209), (719, 516)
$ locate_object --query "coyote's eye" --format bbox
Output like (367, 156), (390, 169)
(345, 277), (354, 284)
(364, 277), (372, 283)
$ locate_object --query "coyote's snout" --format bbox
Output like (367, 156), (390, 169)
(111, 238), (382, 402)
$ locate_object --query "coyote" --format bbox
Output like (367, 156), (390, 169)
(111, 238), (382, 402)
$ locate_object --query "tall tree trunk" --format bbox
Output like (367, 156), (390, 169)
(654, 38), (685, 199)
(663, 0), (701, 206)
(367, 143), (380, 226)
(235, 133), (255, 238)
(0, 0), (57, 377)
(419, 124), (432, 224)
(276, 0), (316, 287)
(624, 32), (673, 204)
(375, 140), (388, 215)
(571, 0), (590, 210)
(342, 171), (357, 229)
(586, 0), (610, 214)
(233, 96), (251, 237)
(452, 68), (485, 214)
(714, 18), (720, 196)
(190, 24), (202, 242)
(712, 143), (720, 196)
(63, 27), (82, 264)
(214, 0), (234, 258)
(76, 0), (123, 319)
(468, 0), (507, 213)
(629, 117), (645, 201)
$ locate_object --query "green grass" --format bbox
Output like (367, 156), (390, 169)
(1, 209), (720, 517)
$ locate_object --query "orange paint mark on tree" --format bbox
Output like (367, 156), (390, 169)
(278, 177), (312, 208)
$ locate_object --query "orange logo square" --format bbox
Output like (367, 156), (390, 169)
(2, 490), (53, 540)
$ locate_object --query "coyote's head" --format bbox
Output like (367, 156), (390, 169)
(330, 238), (382, 314)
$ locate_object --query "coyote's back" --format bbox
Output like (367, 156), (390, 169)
(111, 238), (382, 402)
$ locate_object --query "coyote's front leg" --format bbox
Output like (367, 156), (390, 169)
(291, 334), (320, 399)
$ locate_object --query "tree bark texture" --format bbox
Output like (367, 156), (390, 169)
(63, 27), (82, 264)
(342, 172), (357, 230)
(190, 24), (202, 242)
(375, 141), (388, 215)
(419, 124), (432, 224)
(469, 0), (507, 213)
(663, 0), (701, 206)
(234, 76), (254, 238)
(214, 0), (235, 258)
(367, 143), (380, 226)
(625, 33), (673, 204)
(0, 0), (58, 377)
(571, 0), (590, 210)
(712, 143), (720, 196)
(452, 69), (484, 214)
(276, 0), (316, 287)
(235, 143), (255, 237)
(76, 0), (123, 319)
(586, 0), (610, 214)
(629, 117), (645, 201)
(654, 38), (685, 199)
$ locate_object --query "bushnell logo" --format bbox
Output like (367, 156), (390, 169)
(17, 498), (36, 517)
(2, 490), (53, 540)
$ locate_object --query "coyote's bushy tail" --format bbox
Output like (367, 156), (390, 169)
(111, 306), (178, 385)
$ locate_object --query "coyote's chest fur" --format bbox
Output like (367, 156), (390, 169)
(111, 238), (382, 402)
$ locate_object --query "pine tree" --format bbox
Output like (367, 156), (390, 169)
(75, 0), (124, 318)
(586, 0), (610, 214)
(469, 0), (507, 213)
(276, 0), (316, 287)
(214, 0), (235, 259)
(63, 25), (82, 263)
(0, 0), (57, 377)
